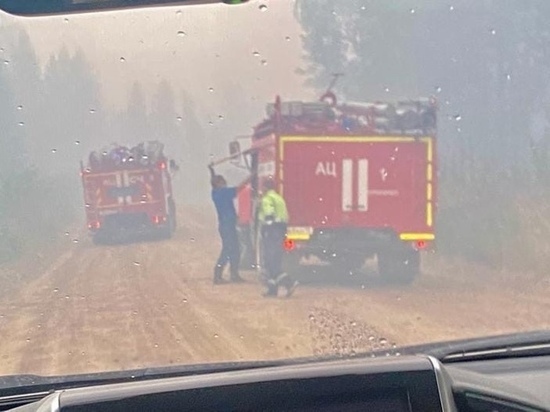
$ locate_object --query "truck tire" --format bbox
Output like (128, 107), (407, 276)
(283, 252), (301, 277)
(168, 198), (177, 234)
(377, 247), (419, 285)
(159, 199), (176, 240)
(92, 233), (103, 245)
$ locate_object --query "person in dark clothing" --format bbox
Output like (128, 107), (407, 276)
(209, 164), (251, 284)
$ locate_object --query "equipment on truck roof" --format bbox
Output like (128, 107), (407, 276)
(87, 141), (166, 172)
(261, 96), (437, 137)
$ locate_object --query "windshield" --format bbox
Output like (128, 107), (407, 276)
(0, 0), (548, 380)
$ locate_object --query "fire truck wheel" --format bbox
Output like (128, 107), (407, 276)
(92, 233), (103, 245)
(159, 201), (176, 240)
(377, 248), (420, 285)
(168, 198), (177, 234)
(282, 252), (301, 276)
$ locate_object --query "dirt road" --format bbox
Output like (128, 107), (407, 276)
(0, 206), (549, 377)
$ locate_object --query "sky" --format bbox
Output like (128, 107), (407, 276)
(18, 0), (308, 110)
(9, 0), (315, 142)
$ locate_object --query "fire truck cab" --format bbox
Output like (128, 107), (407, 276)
(231, 93), (437, 284)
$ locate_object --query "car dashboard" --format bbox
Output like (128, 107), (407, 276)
(6, 354), (549, 412)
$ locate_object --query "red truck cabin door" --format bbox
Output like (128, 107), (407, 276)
(280, 136), (434, 236)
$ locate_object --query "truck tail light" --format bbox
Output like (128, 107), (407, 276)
(415, 240), (428, 250)
(283, 238), (295, 251)
(88, 220), (100, 230)
(152, 215), (166, 225)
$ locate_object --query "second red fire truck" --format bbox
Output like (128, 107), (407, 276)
(81, 141), (177, 244)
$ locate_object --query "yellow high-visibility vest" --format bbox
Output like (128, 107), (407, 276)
(258, 190), (289, 223)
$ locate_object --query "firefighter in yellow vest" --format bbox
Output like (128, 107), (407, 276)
(258, 178), (299, 298)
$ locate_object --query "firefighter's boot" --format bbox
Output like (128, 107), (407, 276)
(276, 272), (299, 298)
(213, 264), (225, 285)
(230, 268), (245, 283)
(262, 279), (278, 297)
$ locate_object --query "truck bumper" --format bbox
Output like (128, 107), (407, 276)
(288, 228), (431, 260)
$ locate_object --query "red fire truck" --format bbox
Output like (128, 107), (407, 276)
(227, 92), (437, 284)
(80, 141), (177, 243)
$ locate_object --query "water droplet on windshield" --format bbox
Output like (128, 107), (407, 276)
(360, 5), (366, 11)
(384, 87), (390, 93)
(18, 122), (24, 126)
(214, 333), (219, 339)
(89, 108), (96, 114)
(454, 114), (462, 121)
(177, 31), (186, 37)
(75, 140), (80, 145)
(449, 5), (455, 11)
(182, 298), (188, 303)
(154, 343), (159, 348)
(175, 9), (182, 16)
(26, 338), (31, 343)
(261, 59), (268, 66)
(239, 335), (244, 340)
(252, 51), (260, 57)
(120, 57), (126, 62)
(490, 29), (496, 35)
(379, 337), (388, 345)
(285, 36), (291, 41)
(309, 314), (315, 321)
(190, 237), (195, 242)
(64, 295), (70, 300)
(133, 261), (140, 266)
(368, 335), (375, 341)
(72, 238), (79, 244)
(208, 121), (214, 126)
(259, 4), (267, 11)
(506, 73), (512, 80)
(17, 105), (23, 110)
(64, 18), (69, 23)
(410, 8), (416, 14)
(176, 116), (182, 122)
(3, 60), (10, 65)
(51, 148), (57, 153)
(208, 87), (214, 93)
(218, 114), (224, 120)
(64, 232), (70, 236)
(435, 86), (442, 93)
